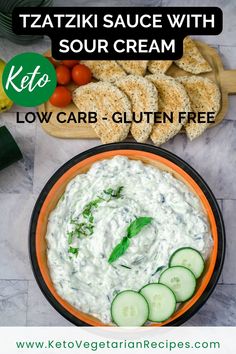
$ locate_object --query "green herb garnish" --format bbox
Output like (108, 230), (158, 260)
(127, 217), (153, 238)
(152, 265), (165, 276)
(82, 197), (104, 220)
(104, 186), (124, 199)
(68, 186), (124, 256)
(108, 237), (130, 264)
(67, 231), (74, 245)
(108, 216), (152, 264)
(120, 264), (132, 269)
(71, 221), (94, 237)
(68, 247), (79, 256)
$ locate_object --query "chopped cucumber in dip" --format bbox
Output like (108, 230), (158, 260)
(46, 156), (212, 324)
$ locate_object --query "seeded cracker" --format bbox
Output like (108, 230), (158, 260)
(73, 82), (131, 143)
(175, 37), (212, 74)
(115, 75), (158, 142)
(117, 61), (148, 76)
(177, 76), (221, 140)
(148, 60), (173, 74)
(146, 74), (191, 146)
(80, 61), (126, 82)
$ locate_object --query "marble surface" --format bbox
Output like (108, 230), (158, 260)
(0, 0), (235, 326)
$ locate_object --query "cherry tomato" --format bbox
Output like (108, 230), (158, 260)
(49, 86), (72, 107)
(62, 60), (79, 68)
(56, 65), (71, 85)
(46, 56), (60, 67)
(72, 64), (92, 86)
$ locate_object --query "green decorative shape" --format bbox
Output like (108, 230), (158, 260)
(2, 52), (56, 107)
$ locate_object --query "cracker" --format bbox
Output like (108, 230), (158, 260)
(175, 37), (212, 74)
(148, 60), (173, 74)
(116, 75), (158, 142)
(146, 74), (191, 145)
(81, 60), (126, 82)
(117, 60), (148, 76)
(73, 82), (131, 143)
(177, 76), (221, 140)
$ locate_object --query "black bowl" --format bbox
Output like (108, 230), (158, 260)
(29, 142), (225, 326)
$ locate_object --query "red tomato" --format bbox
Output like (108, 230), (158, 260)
(62, 60), (79, 68)
(72, 64), (92, 86)
(56, 65), (71, 85)
(49, 86), (72, 107)
(46, 56), (60, 67)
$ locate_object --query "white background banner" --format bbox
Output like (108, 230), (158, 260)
(0, 327), (235, 354)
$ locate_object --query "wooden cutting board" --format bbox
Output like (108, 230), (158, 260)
(38, 41), (236, 139)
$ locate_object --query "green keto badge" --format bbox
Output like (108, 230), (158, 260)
(2, 52), (56, 106)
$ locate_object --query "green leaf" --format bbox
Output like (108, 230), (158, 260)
(82, 197), (103, 219)
(89, 214), (94, 223)
(104, 188), (113, 196)
(152, 265), (165, 276)
(104, 186), (124, 199)
(67, 231), (74, 245)
(108, 216), (153, 264)
(114, 186), (124, 198)
(108, 237), (130, 264)
(83, 223), (94, 236)
(70, 220), (94, 238)
(68, 187), (125, 260)
(68, 247), (78, 256)
(82, 208), (91, 219)
(127, 217), (153, 238)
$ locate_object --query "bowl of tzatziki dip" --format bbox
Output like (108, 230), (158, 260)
(30, 143), (225, 326)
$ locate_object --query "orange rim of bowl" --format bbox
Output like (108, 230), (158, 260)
(35, 149), (218, 327)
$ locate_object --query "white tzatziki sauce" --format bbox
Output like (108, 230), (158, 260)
(46, 156), (213, 324)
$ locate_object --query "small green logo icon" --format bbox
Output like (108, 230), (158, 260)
(2, 52), (57, 107)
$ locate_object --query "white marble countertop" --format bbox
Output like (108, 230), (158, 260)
(0, 0), (236, 326)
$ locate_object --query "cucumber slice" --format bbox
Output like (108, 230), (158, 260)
(169, 247), (204, 278)
(111, 290), (149, 326)
(140, 283), (176, 322)
(159, 266), (196, 302)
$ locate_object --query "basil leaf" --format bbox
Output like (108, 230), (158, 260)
(108, 216), (153, 264)
(127, 216), (153, 238)
(68, 247), (78, 256)
(108, 237), (130, 264)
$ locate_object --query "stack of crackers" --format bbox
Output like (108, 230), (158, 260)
(73, 37), (221, 145)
